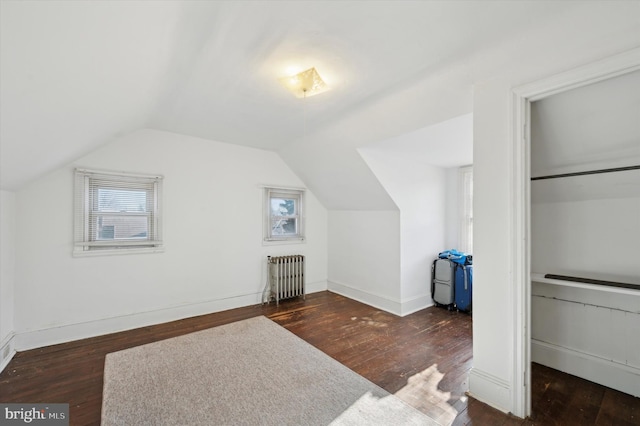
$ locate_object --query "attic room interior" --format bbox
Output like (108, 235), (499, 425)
(0, 1), (639, 425)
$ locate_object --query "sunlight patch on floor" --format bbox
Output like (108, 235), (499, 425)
(330, 391), (440, 425)
(394, 364), (458, 426)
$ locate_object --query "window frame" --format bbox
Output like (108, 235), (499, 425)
(263, 186), (305, 244)
(74, 168), (164, 256)
(458, 165), (473, 254)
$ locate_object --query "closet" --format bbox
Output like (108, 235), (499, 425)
(529, 70), (640, 397)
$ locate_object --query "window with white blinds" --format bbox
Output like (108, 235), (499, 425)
(74, 169), (163, 255)
(263, 186), (305, 243)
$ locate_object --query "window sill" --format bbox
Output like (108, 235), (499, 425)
(73, 246), (165, 257)
(262, 238), (305, 246)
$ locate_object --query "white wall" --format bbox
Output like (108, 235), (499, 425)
(0, 190), (16, 370)
(470, 80), (515, 411)
(358, 148), (447, 315)
(327, 210), (402, 314)
(469, 5), (639, 414)
(531, 195), (640, 282)
(13, 129), (328, 350)
(397, 165), (446, 314)
(350, 113), (472, 315)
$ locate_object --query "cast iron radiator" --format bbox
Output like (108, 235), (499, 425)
(268, 255), (305, 305)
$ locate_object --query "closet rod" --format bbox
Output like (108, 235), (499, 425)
(531, 165), (640, 181)
(544, 274), (640, 291)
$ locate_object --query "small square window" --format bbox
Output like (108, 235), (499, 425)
(264, 187), (305, 243)
(74, 169), (163, 255)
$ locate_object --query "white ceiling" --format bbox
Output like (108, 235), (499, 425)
(1, 1), (638, 209)
(363, 114), (473, 169)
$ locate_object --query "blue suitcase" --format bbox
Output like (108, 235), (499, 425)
(454, 264), (473, 312)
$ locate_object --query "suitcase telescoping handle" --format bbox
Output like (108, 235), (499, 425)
(463, 265), (468, 291)
(456, 264), (468, 290)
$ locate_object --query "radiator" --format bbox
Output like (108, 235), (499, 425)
(268, 255), (305, 305)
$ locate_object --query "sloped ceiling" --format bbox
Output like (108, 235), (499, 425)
(531, 70), (640, 177)
(1, 1), (638, 209)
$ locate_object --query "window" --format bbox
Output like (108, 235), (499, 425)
(264, 186), (305, 243)
(74, 168), (163, 255)
(459, 166), (473, 254)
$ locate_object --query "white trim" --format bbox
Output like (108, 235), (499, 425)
(510, 47), (640, 418)
(514, 48), (640, 102)
(468, 368), (511, 414)
(72, 246), (165, 258)
(305, 279), (329, 295)
(0, 333), (16, 374)
(261, 239), (306, 246)
(263, 186), (306, 244)
(73, 167), (164, 255)
(74, 168), (163, 180)
(400, 294), (434, 316)
(257, 184), (306, 191)
(13, 282), (327, 351)
(509, 86), (531, 418)
(327, 280), (431, 317)
(75, 239), (164, 247)
(458, 165), (473, 254)
(532, 339), (640, 397)
(328, 280), (402, 316)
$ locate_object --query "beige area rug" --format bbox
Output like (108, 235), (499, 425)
(101, 316), (440, 425)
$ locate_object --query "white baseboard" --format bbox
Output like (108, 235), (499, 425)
(14, 280), (328, 352)
(400, 294), (433, 316)
(327, 280), (431, 317)
(0, 333), (16, 374)
(328, 280), (402, 316)
(468, 368), (511, 414)
(532, 339), (640, 397)
(306, 280), (328, 295)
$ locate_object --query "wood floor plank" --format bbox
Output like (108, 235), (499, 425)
(595, 388), (640, 426)
(1, 291), (638, 426)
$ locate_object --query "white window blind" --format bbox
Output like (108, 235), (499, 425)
(74, 169), (163, 255)
(263, 186), (305, 243)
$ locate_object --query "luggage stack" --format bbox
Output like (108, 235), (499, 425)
(431, 250), (473, 313)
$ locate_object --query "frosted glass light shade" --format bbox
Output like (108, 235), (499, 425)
(279, 67), (329, 98)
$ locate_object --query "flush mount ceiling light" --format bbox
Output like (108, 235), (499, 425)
(279, 67), (329, 98)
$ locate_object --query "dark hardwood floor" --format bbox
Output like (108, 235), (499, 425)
(1, 291), (638, 425)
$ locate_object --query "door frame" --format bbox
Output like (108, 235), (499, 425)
(510, 47), (640, 418)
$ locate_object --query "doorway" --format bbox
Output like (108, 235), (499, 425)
(510, 48), (640, 418)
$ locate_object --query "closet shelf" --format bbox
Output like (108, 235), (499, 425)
(531, 273), (640, 295)
(531, 164), (640, 181)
